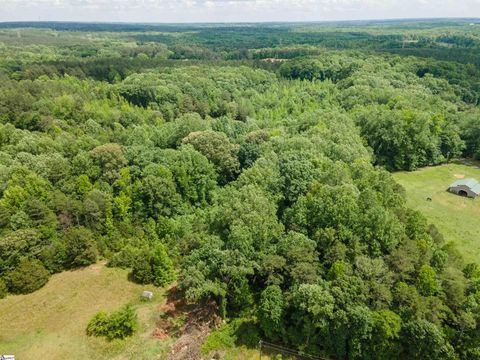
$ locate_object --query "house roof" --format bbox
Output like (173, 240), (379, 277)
(449, 178), (480, 194)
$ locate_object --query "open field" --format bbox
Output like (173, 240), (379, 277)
(0, 263), (172, 360)
(0, 263), (264, 360)
(394, 161), (480, 263)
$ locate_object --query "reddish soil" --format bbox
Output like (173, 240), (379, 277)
(152, 286), (222, 360)
(167, 300), (222, 360)
(152, 327), (169, 340)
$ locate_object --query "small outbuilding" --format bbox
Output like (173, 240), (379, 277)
(448, 178), (480, 198)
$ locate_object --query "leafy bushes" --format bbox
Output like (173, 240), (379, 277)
(130, 243), (175, 287)
(86, 305), (138, 340)
(107, 244), (142, 269)
(201, 318), (260, 355)
(201, 323), (236, 354)
(7, 258), (50, 294)
(0, 278), (7, 299)
(63, 227), (98, 268)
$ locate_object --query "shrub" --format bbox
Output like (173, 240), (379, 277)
(107, 305), (138, 340)
(39, 238), (67, 273)
(151, 243), (175, 287)
(130, 251), (154, 284)
(201, 323), (236, 355)
(130, 243), (175, 287)
(0, 278), (8, 299)
(201, 318), (259, 355)
(86, 305), (138, 340)
(64, 227), (98, 268)
(86, 311), (110, 337)
(108, 245), (141, 269)
(7, 258), (50, 294)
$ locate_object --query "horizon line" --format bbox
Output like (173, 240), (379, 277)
(1, 16), (479, 26)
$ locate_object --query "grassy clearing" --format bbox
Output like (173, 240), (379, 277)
(393, 161), (480, 263)
(0, 263), (172, 360)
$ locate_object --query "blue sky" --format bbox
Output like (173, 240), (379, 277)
(1, 0), (480, 23)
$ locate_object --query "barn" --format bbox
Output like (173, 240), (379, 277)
(448, 178), (480, 198)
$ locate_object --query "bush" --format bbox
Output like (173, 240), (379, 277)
(130, 243), (175, 287)
(130, 251), (154, 284)
(64, 227), (98, 268)
(201, 323), (236, 355)
(0, 278), (8, 299)
(107, 244), (142, 269)
(86, 305), (138, 340)
(86, 311), (110, 337)
(151, 243), (175, 287)
(201, 318), (260, 355)
(39, 238), (67, 273)
(7, 258), (50, 294)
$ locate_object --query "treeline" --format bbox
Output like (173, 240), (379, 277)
(1, 29), (480, 359)
(3, 22), (480, 80)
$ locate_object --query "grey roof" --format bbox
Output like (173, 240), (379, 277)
(449, 178), (480, 194)
(472, 183), (480, 194)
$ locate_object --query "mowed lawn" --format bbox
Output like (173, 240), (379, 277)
(394, 162), (480, 263)
(0, 263), (172, 360)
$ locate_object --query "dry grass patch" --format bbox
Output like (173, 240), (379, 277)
(0, 263), (171, 360)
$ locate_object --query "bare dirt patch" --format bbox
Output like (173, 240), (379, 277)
(153, 286), (222, 360)
(454, 173), (465, 179)
(167, 301), (221, 360)
(152, 327), (169, 340)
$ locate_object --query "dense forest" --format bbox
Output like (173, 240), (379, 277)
(1, 20), (480, 359)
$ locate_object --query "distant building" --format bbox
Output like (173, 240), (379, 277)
(448, 178), (480, 198)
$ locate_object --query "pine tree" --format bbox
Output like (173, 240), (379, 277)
(151, 243), (175, 287)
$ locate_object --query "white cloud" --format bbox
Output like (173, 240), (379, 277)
(0, 0), (479, 22)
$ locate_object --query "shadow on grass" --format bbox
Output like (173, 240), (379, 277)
(452, 158), (480, 169)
